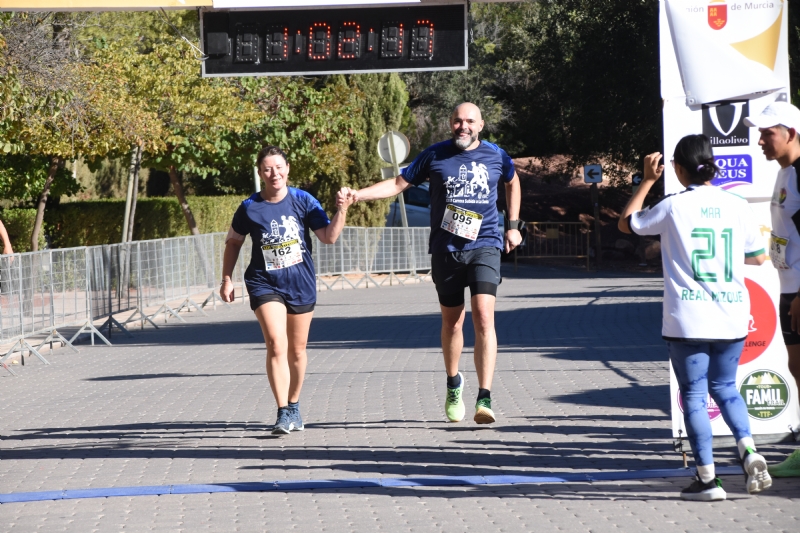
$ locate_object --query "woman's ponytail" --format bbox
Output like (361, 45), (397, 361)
(673, 135), (719, 184)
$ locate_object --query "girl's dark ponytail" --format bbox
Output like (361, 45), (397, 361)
(673, 134), (719, 184)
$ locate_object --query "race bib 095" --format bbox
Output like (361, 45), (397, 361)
(441, 204), (483, 241)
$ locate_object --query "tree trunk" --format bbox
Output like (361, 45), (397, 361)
(122, 146), (137, 243)
(120, 146), (142, 296)
(31, 156), (60, 252)
(126, 145), (142, 242)
(168, 166), (214, 288)
(168, 165), (200, 235)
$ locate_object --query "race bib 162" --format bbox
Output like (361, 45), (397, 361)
(262, 239), (303, 271)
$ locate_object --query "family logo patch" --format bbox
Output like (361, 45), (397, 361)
(711, 154), (752, 189)
(739, 370), (790, 420)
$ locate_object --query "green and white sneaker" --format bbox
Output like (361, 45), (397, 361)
(474, 397), (496, 424)
(445, 372), (465, 422)
(769, 449), (800, 478)
(742, 448), (771, 494)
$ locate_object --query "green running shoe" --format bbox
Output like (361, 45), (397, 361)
(474, 397), (496, 424)
(445, 372), (465, 422)
(768, 449), (800, 478)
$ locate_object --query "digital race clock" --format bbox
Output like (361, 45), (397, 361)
(200, 3), (466, 77)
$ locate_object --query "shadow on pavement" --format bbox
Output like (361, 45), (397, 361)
(84, 373), (261, 381)
(81, 301), (662, 355)
(549, 384), (670, 414)
(3, 412), (679, 475)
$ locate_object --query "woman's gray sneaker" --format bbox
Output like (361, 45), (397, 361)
(289, 402), (304, 431)
(272, 407), (293, 435)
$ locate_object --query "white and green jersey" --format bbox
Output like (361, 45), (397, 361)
(630, 185), (764, 341)
(769, 160), (800, 293)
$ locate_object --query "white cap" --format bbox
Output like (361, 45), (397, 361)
(744, 101), (800, 130)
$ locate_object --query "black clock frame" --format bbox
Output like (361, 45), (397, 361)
(200, 4), (467, 77)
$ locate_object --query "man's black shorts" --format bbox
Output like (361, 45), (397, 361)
(431, 247), (501, 307)
(250, 293), (315, 314)
(779, 293), (800, 345)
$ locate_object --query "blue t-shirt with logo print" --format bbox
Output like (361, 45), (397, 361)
(401, 139), (515, 253)
(231, 188), (330, 306)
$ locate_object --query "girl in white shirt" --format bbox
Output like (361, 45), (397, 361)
(619, 134), (771, 501)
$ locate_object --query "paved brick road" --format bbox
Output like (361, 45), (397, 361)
(1, 264), (798, 532)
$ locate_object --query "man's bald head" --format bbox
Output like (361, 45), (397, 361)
(451, 102), (483, 122)
(450, 102), (484, 151)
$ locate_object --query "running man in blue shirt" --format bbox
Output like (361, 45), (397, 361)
(351, 103), (523, 424)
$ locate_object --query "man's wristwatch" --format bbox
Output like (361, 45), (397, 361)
(507, 219), (525, 232)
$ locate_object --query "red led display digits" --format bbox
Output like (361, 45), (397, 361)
(337, 22), (361, 59)
(380, 22), (404, 59)
(308, 23), (332, 60)
(410, 20), (434, 60)
(265, 26), (289, 62)
(201, 3), (468, 76)
(294, 30), (303, 54)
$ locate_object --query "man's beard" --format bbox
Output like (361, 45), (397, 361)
(453, 131), (477, 150)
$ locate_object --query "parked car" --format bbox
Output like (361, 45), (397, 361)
(386, 183), (514, 241)
(386, 182), (431, 227)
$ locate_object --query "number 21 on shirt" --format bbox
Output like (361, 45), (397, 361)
(691, 227), (733, 282)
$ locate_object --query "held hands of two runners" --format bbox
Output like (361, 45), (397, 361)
(337, 187), (358, 211)
(644, 152), (665, 183)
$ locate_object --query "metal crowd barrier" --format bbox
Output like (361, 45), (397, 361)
(313, 227), (431, 289)
(514, 222), (592, 271)
(0, 227), (431, 375)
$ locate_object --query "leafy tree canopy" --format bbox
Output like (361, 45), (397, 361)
(405, 0), (661, 183)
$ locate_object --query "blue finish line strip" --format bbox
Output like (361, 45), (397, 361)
(0, 466), (743, 504)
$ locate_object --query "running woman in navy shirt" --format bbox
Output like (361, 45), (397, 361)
(351, 103), (522, 424)
(220, 146), (353, 435)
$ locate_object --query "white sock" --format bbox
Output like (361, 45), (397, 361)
(737, 437), (756, 460)
(697, 464), (716, 483)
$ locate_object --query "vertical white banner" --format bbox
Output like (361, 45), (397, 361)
(660, 0), (800, 440)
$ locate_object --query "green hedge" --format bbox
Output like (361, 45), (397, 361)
(0, 208), (46, 253)
(45, 196), (244, 249)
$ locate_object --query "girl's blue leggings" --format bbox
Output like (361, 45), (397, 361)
(668, 340), (752, 466)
